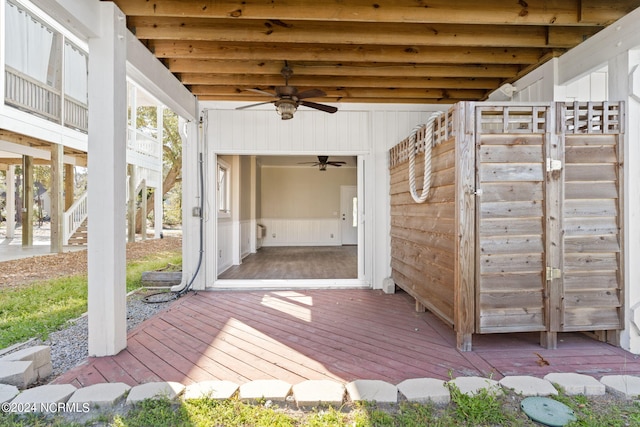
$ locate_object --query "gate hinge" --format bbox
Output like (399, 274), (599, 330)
(546, 267), (562, 281)
(546, 158), (562, 172)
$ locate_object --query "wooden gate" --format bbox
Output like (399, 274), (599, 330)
(474, 103), (624, 348)
(389, 101), (624, 351)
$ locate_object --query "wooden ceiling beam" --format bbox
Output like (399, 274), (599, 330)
(197, 95), (463, 104)
(155, 56), (522, 78)
(189, 85), (488, 99)
(112, 0), (639, 26)
(130, 17), (600, 48)
(179, 74), (503, 89)
(163, 46), (552, 68)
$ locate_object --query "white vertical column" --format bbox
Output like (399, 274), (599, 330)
(155, 106), (164, 238)
(179, 117), (206, 290)
(6, 165), (15, 239)
(87, 2), (127, 357)
(609, 49), (640, 353)
(154, 187), (163, 238)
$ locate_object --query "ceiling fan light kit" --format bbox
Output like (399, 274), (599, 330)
(275, 99), (297, 120)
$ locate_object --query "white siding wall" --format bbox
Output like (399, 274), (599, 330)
(207, 107), (369, 154)
(202, 103), (445, 288)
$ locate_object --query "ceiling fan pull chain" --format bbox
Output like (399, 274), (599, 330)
(408, 111), (442, 204)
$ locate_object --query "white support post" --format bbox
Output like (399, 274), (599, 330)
(154, 186), (163, 238)
(87, 2), (127, 357)
(6, 165), (15, 239)
(141, 179), (147, 240)
(154, 106), (164, 238)
(127, 164), (136, 243)
(610, 49), (640, 353)
(180, 117), (206, 290)
(50, 143), (64, 253)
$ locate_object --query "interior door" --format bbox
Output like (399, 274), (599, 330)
(340, 185), (358, 245)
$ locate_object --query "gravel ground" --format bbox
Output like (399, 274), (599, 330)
(4, 291), (177, 383)
(44, 292), (176, 379)
(0, 231), (182, 383)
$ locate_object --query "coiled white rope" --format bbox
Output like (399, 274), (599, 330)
(408, 111), (443, 203)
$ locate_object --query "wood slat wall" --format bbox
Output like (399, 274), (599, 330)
(388, 101), (624, 351)
(561, 133), (623, 332)
(476, 132), (546, 334)
(390, 112), (457, 325)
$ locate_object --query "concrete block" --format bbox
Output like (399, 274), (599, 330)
(239, 380), (292, 402)
(37, 362), (53, 380)
(397, 378), (450, 404)
(11, 384), (77, 411)
(292, 380), (345, 406)
(544, 373), (605, 396)
(499, 376), (557, 396)
(0, 346), (50, 369)
(0, 361), (35, 389)
(183, 381), (239, 400)
(126, 381), (185, 405)
(346, 380), (397, 403)
(67, 382), (131, 407)
(447, 376), (500, 396)
(0, 384), (19, 404)
(600, 375), (640, 399)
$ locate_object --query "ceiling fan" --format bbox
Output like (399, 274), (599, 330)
(298, 156), (346, 171)
(236, 62), (338, 120)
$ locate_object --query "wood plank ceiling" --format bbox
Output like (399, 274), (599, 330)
(109, 0), (640, 105)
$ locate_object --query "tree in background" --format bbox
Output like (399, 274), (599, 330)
(135, 106), (182, 231)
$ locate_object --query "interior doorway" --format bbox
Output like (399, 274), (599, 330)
(214, 154), (364, 286)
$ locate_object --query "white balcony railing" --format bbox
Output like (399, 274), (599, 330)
(4, 66), (88, 133)
(63, 191), (88, 244)
(127, 127), (162, 160)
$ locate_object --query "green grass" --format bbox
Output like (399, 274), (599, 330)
(0, 252), (182, 348)
(3, 391), (640, 427)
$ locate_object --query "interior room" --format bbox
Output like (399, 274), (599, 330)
(217, 154), (358, 282)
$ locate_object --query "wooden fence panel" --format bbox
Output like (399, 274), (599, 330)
(561, 134), (623, 333)
(476, 131), (547, 334)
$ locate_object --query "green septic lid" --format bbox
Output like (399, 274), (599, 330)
(521, 397), (577, 427)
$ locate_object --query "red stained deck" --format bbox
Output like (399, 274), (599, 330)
(53, 289), (640, 388)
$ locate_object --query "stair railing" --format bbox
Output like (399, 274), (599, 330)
(63, 191), (88, 244)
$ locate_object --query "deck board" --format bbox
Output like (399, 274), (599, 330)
(52, 289), (640, 387)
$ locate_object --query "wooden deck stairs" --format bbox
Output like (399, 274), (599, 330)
(67, 218), (87, 246)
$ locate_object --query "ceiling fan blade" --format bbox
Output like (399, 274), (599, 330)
(297, 162), (320, 165)
(327, 162), (346, 166)
(296, 88), (326, 99)
(246, 88), (277, 97)
(236, 101), (275, 110)
(300, 101), (338, 114)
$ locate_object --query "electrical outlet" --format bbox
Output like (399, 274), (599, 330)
(218, 249), (222, 258)
(272, 233), (276, 238)
(330, 233), (334, 238)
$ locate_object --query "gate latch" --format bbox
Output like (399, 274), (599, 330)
(546, 158), (562, 172)
(546, 267), (562, 281)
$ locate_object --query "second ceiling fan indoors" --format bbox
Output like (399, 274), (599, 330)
(236, 62), (338, 120)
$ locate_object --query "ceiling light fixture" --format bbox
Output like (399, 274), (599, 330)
(275, 99), (297, 120)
